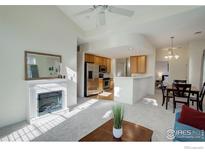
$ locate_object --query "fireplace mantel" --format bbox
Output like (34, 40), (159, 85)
(26, 78), (67, 85)
(26, 79), (68, 123)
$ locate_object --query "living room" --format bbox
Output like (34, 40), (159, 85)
(0, 1), (205, 154)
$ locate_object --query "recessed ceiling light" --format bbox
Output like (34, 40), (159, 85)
(194, 31), (202, 35)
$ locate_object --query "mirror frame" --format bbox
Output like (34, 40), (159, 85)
(25, 51), (62, 80)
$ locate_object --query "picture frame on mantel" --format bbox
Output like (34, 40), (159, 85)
(24, 50), (62, 80)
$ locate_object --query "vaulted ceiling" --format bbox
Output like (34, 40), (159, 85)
(58, 5), (205, 49)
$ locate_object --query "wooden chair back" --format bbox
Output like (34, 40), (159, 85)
(200, 82), (205, 102)
(173, 80), (187, 84)
(172, 83), (192, 103)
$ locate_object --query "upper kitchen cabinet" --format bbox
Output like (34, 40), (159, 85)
(130, 55), (147, 74)
(85, 53), (111, 73)
(130, 56), (138, 73)
(106, 58), (111, 73)
(137, 56), (146, 73)
(94, 56), (102, 65)
(85, 54), (94, 63)
(102, 58), (107, 66)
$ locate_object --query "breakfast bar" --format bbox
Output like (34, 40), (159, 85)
(114, 75), (154, 104)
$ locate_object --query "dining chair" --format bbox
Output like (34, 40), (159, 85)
(161, 82), (172, 106)
(173, 80), (187, 84)
(190, 82), (205, 111)
(172, 83), (192, 113)
(162, 75), (169, 86)
(162, 75), (169, 82)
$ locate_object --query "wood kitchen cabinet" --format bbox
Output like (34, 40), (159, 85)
(85, 54), (94, 63)
(85, 53), (111, 73)
(98, 79), (104, 92)
(106, 58), (111, 73)
(94, 56), (102, 65)
(102, 58), (107, 66)
(130, 55), (147, 74)
(130, 56), (138, 73)
(137, 56), (146, 73)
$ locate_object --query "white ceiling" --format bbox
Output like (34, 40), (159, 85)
(58, 5), (205, 49)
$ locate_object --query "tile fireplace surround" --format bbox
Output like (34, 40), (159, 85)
(26, 79), (68, 124)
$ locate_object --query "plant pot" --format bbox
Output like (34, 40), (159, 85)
(113, 127), (123, 138)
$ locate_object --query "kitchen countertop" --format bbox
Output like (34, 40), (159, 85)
(114, 75), (153, 79)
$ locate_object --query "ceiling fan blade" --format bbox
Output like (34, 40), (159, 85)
(108, 6), (134, 17)
(74, 8), (95, 16)
(98, 11), (106, 26)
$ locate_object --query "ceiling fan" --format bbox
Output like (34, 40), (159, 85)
(74, 5), (134, 26)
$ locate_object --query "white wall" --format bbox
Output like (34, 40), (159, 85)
(147, 50), (156, 95)
(111, 59), (116, 77)
(80, 33), (154, 58)
(77, 51), (84, 97)
(188, 39), (205, 89)
(0, 6), (81, 128)
(156, 46), (188, 83)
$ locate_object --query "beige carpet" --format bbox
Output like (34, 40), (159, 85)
(0, 89), (203, 141)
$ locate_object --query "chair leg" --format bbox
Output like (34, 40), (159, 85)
(197, 101), (199, 110)
(162, 97), (165, 106)
(173, 102), (176, 113)
(166, 97), (169, 110)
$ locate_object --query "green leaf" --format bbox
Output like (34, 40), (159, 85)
(112, 104), (124, 129)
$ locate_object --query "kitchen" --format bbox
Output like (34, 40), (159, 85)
(84, 53), (114, 100)
(83, 52), (151, 102)
(77, 34), (156, 103)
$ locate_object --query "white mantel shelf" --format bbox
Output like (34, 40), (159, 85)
(26, 78), (67, 85)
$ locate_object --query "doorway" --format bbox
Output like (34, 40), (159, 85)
(155, 61), (169, 80)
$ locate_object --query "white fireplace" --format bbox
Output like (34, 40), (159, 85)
(26, 79), (68, 123)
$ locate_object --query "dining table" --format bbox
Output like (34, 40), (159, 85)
(165, 84), (202, 111)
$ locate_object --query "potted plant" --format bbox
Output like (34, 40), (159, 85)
(112, 104), (124, 138)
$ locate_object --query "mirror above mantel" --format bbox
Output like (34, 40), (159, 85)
(25, 51), (62, 80)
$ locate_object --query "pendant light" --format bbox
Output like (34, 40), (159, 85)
(164, 37), (179, 60)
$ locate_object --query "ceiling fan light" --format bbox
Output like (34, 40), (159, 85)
(165, 56), (168, 59)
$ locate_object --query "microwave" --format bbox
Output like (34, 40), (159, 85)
(99, 65), (107, 73)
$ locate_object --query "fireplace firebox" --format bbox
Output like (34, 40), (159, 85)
(38, 91), (63, 116)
